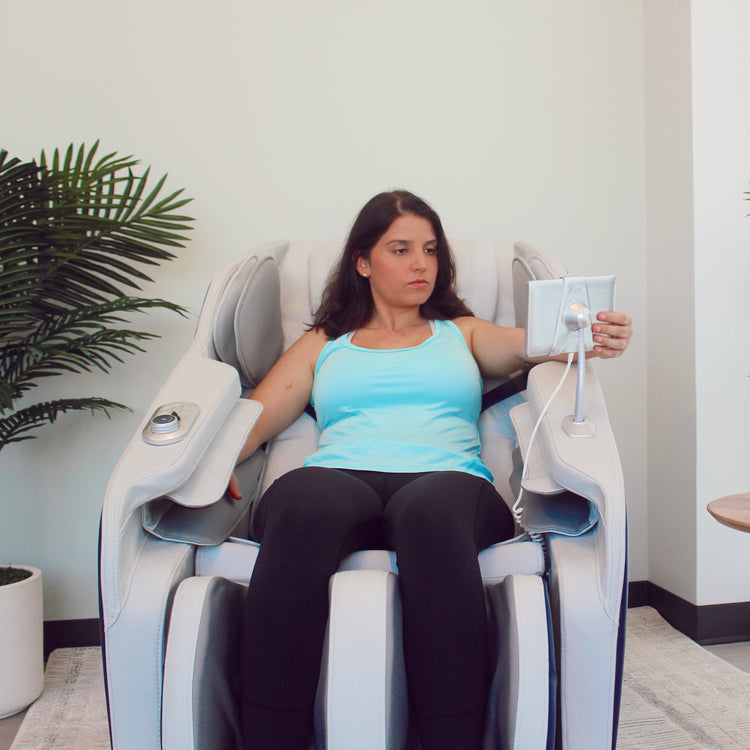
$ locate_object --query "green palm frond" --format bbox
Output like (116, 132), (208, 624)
(0, 142), (194, 449)
(0, 296), (187, 409)
(2, 142), (193, 313)
(0, 397), (129, 448)
(0, 153), (47, 312)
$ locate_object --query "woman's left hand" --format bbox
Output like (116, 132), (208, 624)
(592, 312), (633, 358)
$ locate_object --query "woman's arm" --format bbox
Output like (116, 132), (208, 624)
(453, 312), (633, 379)
(228, 328), (328, 498)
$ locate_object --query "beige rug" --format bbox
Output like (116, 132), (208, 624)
(10, 607), (750, 749)
(10, 647), (109, 750)
(618, 607), (750, 749)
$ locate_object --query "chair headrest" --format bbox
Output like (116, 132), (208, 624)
(512, 242), (567, 328)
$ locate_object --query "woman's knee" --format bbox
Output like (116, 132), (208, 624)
(384, 471), (512, 549)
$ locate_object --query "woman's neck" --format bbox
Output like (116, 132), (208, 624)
(351, 312), (433, 349)
(366, 297), (431, 330)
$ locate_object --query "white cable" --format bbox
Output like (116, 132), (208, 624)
(512, 353), (575, 538)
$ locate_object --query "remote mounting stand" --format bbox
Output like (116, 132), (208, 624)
(562, 303), (595, 438)
(525, 273), (615, 438)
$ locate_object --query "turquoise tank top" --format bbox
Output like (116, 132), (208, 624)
(304, 319), (492, 481)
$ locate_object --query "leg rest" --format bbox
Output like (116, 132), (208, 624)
(162, 576), (244, 750)
(484, 574), (554, 750)
(546, 533), (624, 750)
(317, 569), (408, 750)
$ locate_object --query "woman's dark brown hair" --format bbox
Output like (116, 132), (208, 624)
(312, 190), (473, 338)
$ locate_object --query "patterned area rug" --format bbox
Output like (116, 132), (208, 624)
(10, 647), (109, 750)
(618, 607), (750, 749)
(9, 607), (750, 749)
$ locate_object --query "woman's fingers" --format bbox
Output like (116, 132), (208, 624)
(592, 312), (633, 358)
(228, 472), (243, 500)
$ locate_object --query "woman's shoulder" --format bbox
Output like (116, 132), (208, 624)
(449, 316), (480, 336)
(282, 327), (330, 367)
(300, 326), (331, 350)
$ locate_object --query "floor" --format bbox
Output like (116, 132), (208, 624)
(1, 641), (749, 749)
(0, 711), (25, 750)
(705, 639), (750, 673)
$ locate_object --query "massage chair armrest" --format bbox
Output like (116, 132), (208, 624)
(100, 354), (262, 749)
(518, 361), (625, 519)
(99, 320), (265, 748)
(101, 341), (261, 616)
(511, 361), (626, 617)
(510, 361), (627, 749)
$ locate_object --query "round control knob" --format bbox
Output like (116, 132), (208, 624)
(149, 412), (180, 434)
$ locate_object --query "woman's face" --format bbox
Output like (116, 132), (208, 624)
(355, 214), (439, 312)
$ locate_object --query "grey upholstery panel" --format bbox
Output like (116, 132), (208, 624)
(317, 570), (408, 750)
(213, 256), (258, 370)
(162, 576), (245, 750)
(235, 255), (283, 388)
(142, 450), (266, 545)
(192, 579), (244, 750)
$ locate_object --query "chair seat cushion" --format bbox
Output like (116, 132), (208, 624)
(195, 535), (545, 585)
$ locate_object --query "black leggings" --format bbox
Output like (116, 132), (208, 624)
(240, 467), (515, 750)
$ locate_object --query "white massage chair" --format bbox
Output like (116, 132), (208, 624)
(99, 238), (627, 750)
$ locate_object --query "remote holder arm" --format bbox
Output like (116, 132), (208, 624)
(525, 275), (615, 438)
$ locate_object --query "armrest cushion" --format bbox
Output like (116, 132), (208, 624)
(165, 399), (262, 509)
(509, 402), (564, 495)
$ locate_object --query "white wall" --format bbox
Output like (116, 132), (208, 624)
(644, 0), (750, 607)
(0, 0), (648, 620)
(644, 0), (698, 603)
(691, 0), (750, 605)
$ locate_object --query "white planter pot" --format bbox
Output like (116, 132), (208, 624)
(0, 566), (44, 719)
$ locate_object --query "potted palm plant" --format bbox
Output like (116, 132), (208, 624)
(0, 142), (193, 716)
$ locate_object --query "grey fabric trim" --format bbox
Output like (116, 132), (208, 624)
(509, 447), (598, 537)
(520, 491), (599, 537)
(142, 451), (265, 545)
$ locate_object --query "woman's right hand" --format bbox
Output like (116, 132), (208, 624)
(228, 472), (242, 500)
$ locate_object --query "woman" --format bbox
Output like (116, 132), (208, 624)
(230, 190), (632, 750)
